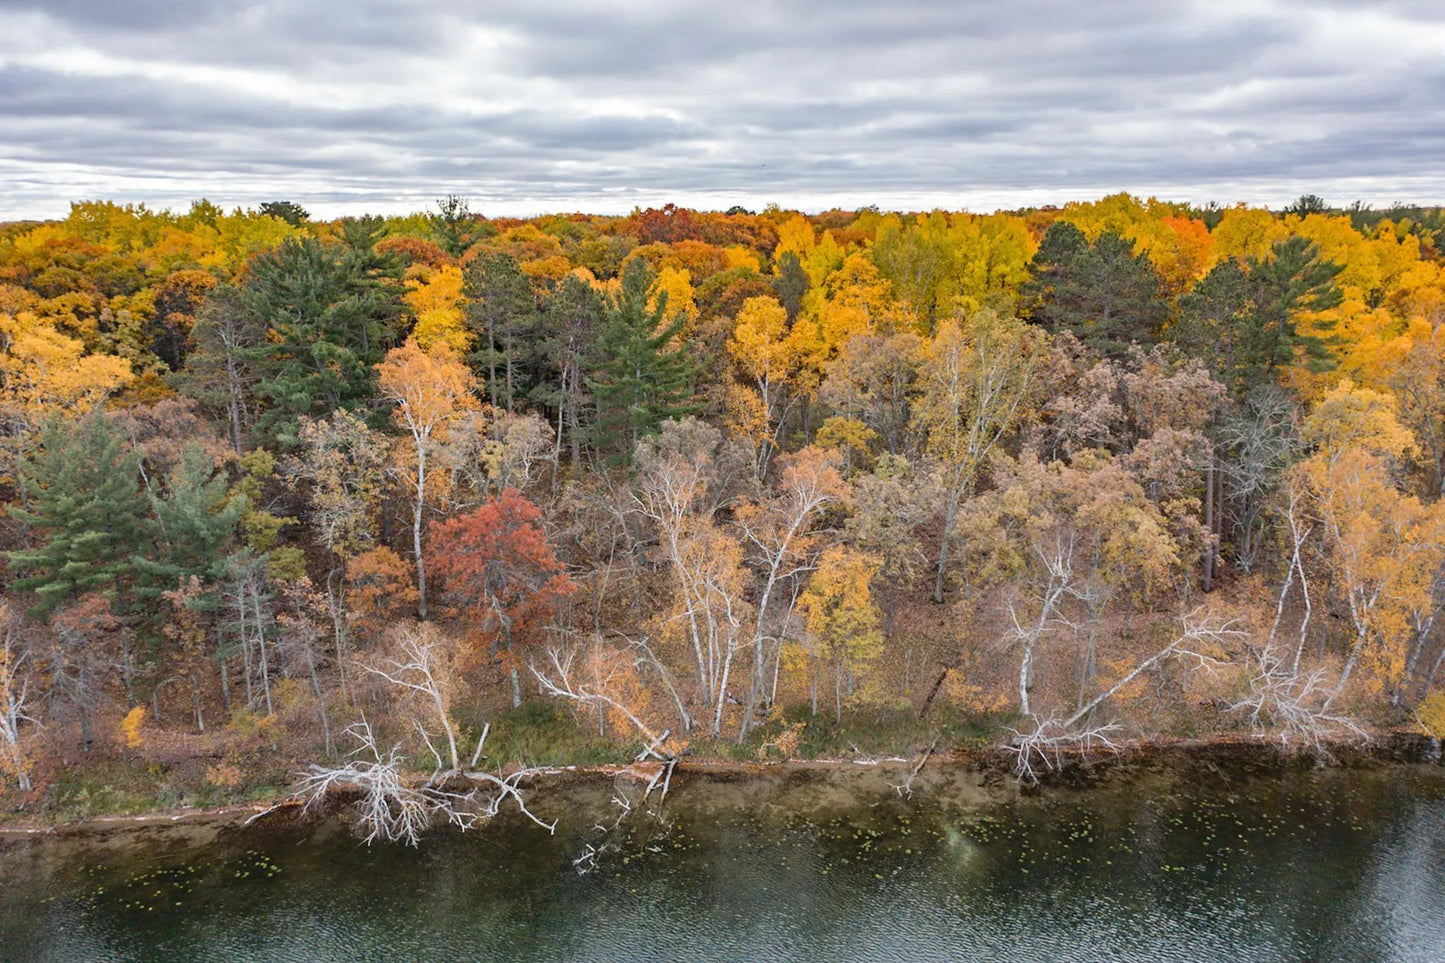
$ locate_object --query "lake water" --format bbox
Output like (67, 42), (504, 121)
(3, 758), (1444, 961)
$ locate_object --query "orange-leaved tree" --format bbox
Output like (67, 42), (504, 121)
(427, 488), (575, 707)
(376, 337), (480, 619)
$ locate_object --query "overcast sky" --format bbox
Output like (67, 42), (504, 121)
(2, 0), (1443, 220)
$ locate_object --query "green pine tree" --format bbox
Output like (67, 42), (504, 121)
(464, 251), (538, 411)
(1022, 221), (1168, 357)
(134, 444), (244, 600)
(771, 250), (810, 323)
(431, 195), (491, 259)
(241, 233), (401, 448)
(1177, 238), (1342, 395)
(587, 258), (699, 462)
(1238, 236), (1343, 381)
(6, 414), (147, 615)
(534, 272), (605, 464)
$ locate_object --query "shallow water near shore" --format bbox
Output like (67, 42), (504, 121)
(3, 758), (1444, 962)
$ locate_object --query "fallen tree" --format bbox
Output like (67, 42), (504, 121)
(1005, 607), (1239, 782)
(293, 624), (556, 845)
(533, 640), (681, 872)
(296, 720), (554, 846)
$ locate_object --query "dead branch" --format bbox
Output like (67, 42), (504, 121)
(893, 739), (938, 798)
(1004, 715), (1124, 784)
(1227, 638), (1367, 754)
(1003, 607), (1238, 782)
(295, 721), (557, 846)
(0, 612), (37, 793)
(534, 641), (681, 872)
(534, 643), (671, 754)
(297, 722), (433, 846)
(364, 625), (461, 771)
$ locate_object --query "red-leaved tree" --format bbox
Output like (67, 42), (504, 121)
(427, 489), (575, 707)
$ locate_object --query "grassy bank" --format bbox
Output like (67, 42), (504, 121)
(4, 697), (1438, 834)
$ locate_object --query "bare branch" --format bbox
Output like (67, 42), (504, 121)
(1003, 608), (1240, 782)
(892, 739), (938, 798)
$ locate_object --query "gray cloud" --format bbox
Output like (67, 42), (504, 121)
(0, 0), (1442, 219)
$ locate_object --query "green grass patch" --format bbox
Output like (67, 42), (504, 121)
(460, 702), (633, 769)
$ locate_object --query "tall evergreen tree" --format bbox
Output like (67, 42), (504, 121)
(463, 252), (538, 411)
(535, 272), (605, 464)
(1176, 257), (1254, 395)
(134, 444), (244, 599)
(771, 250), (810, 323)
(241, 234), (401, 448)
(6, 414), (147, 614)
(169, 285), (264, 456)
(258, 200), (309, 226)
(1022, 222), (1168, 357)
(587, 258), (699, 462)
(431, 195), (486, 259)
(1178, 238), (1342, 394)
(1239, 235), (1343, 381)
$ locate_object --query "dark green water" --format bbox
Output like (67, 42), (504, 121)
(3, 762), (1444, 961)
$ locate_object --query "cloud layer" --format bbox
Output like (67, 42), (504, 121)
(2, 0), (1443, 218)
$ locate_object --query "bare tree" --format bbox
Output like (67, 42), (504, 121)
(633, 420), (756, 732)
(1228, 641), (1366, 754)
(735, 447), (845, 738)
(224, 553), (274, 716)
(1216, 386), (1300, 574)
(295, 624), (557, 845)
(1225, 487), (1369, 751)
(363, 624), (466, 771)
(534, 641), (679, 873)
(1002, 533), (1077, 719)
(296, 721), (555, 846)
(1006, 609), (1237, 782)
(0, 608), (37, 793)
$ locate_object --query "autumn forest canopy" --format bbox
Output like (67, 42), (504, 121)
(5, 192), (1445, 807)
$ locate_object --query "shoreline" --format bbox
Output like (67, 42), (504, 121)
(3, 728), (1439, 840)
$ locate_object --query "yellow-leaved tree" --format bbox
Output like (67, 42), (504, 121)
(404, 264), (471, 354)
(1212, 206), (1288, 262)
(913, 310), (1048, 602)
(648, 267), (699, 334)
(1297, 381), (1445, 706)
(797, 546), (883, 722)
(726, 295), (818, 478)
(0, 303), (132, 490)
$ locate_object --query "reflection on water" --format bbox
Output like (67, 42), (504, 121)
(3, 763), (1443, 962)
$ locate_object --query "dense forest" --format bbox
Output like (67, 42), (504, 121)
(4, 192), (1445, 815)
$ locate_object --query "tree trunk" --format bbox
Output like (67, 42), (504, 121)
(120, 635), (136, 710)
(1203, 449), (1216, 592)
(933, 494), (960, 604)
(1019, 637), (1034, 718)
(712, 646), (735, 738)
(414, 448), (428, 620)
(487, 317), (499, 409)
(254, 589), (273, 717)
(217, 627), (230, 712)
(222, 328), (246, 457)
